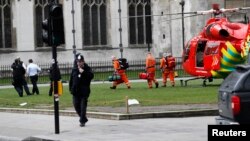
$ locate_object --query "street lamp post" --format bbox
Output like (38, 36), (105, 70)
(179, 0), (185, 50)
(71, 0), (76, 58)
(118, 0), (123, 58)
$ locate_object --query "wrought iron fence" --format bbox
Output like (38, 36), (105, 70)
(0, 57), (190, 85)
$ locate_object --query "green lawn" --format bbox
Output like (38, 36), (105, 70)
(0, 79), (223, 110)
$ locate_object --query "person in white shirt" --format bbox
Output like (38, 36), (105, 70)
(27, 59), (41, 95)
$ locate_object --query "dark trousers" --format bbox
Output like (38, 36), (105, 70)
(30, 75), (39, 94)
(49, 81), (53, 96)
(14, 85), (23, 97)
(73, 95), (89, 124)
(13, 77), (31, 97)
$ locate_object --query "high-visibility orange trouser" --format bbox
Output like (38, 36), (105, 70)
(113, 72), (130, 87)
(147, 72), (158, 88)
(162, 71), (175, 86)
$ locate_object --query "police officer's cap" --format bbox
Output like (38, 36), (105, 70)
(77, 54), (84, 61)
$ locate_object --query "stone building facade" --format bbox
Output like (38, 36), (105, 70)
(0, 0), (249, 65)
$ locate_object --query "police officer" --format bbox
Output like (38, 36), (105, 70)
(69, 54), (94, 127)
(11, 57), (32, 97)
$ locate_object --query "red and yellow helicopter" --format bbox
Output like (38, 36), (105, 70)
(182, 4), (250, 83)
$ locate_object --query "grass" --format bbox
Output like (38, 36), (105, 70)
(0, 79), (223, 110)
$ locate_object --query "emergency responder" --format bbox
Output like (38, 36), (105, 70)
(160, 53), (175, 87)
(145, 52), (159, 88)
(110, 55), (131, 89)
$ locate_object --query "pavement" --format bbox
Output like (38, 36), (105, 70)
(0, 78), (219, 141)
(0, 112), (217, 141)
(0, 104), (218, 141)
(0, 77), (201, 89)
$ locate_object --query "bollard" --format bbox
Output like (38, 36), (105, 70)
(125, 96), (129, 114)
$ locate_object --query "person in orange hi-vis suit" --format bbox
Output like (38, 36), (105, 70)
(145, 52), (159, 89)
(110, 55), (131, 89)
(160, 53), (175, 87)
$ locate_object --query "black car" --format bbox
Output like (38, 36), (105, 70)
(216, 65), (250, 125)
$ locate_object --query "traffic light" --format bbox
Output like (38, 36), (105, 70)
(50, 4), (65, 46)
(42, 17), (52, 46)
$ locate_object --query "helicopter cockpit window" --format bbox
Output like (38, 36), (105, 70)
(196, 40), (206, 67)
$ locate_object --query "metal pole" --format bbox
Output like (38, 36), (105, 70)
(180, 0), (185, 50)
(50, 1), (60, 134)
(118, 0), (123, 58)
(147, 43), (150, 52)
(52, 46), (60, 134)
(71, 0), (77, 58)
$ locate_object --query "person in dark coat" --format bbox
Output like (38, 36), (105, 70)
(48, 60), (61, 96)
(69, 54), (94, 127)
(11, 58), (32, 97)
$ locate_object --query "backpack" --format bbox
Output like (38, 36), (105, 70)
(166, 57), (176, 68)
(118, 58), (129, 70)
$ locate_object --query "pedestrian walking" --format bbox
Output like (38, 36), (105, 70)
(160, 53), (176, 87)
(27, 59), (41, 95)
(11, 57), (32, 97)
(110, 55), (131, 89)
(69, 54), (94, 127)
(145, 52), (159, 88)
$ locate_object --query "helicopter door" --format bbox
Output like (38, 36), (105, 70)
(204, 41), (220, 70)
(196, 40), (206, 67)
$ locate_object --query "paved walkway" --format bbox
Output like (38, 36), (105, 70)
(0, 112), (216, 141)
(0, 77), (200, 89)
(0, 102), (218, 141)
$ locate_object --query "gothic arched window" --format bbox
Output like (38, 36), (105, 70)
(82, 0), (107, 47)
(35, 0), (56, 47)
(0, 0), (12, 49)
(128, 0), (152, 46)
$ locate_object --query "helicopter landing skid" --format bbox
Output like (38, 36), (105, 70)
(180, 76), (207, 86)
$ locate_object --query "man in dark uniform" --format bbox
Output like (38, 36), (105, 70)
(69, 54), (94, 127)
(11, 58), (32, 97)
(48, 59), (61, 96)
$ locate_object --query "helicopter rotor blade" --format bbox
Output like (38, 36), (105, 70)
(196, 9), (215, 15)
(235, 7), (250, 11)
(113, 7), (250, 20)
(221, 7), (250, 12)
(164, 7), (250, 15)
(162, 14), (202, 22)
(194, 7), (250, 15)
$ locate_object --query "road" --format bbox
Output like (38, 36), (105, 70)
(0, 112), (216, 141)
